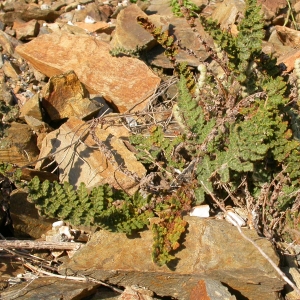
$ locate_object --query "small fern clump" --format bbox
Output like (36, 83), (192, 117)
(170, 0), (200, 17)
(27, 177), (154, 234)
(129, 125), (185, 175)
(151, 185), (193, 266)
(26, 176), (193, 265)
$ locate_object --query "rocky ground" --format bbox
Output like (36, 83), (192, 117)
(0, 0), (300, 299)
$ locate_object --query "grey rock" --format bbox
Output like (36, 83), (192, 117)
(60, 217), (284, 300)
(0, 277), (99, 299)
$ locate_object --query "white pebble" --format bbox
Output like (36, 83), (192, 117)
(189, 205), (210, 218)
(52, 220), (65, 229)
(225, 211), (246, 227)
(59, 226), (72, 239)
(40, 4), (51, 10)
(85, 16), (96, 24)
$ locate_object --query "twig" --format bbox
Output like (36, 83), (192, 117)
(0, 240), (82, 251)
(0, 277), (37, 300)
(199, 180), (300, 296)
(284, 0), (298, 30)
(23, 262), (124, 293)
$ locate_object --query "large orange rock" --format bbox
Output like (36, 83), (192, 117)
(16, 32), (161, 113)
(36, 117), (146, 195)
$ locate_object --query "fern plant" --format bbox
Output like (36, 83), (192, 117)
(174, 0), (300, 238)
(26, 176), (194, 265)
(170, 0), (200, 17)
(134, 0), (300, 241)
(129, 125), (185, 175)
(27, 177), (154, 234)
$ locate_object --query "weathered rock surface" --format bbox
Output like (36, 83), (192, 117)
(13, 19), (39, 41)
(19, 93), (43, 121)
(74, 21), (114, 34)
(0, 122), (39, 166)
(118, 286), (155, 300)
(36, 117), (146, 194)
(190, 279), (236, 300)
(145, 0), (173, 16)
(211, 0), (245, 33)
(275, 25), (300, 48)
(110, 4), (156, 50)
(10, 190), (55, 239)
(0, 277), (99, 299)
(41, 70), (102, 121)
(2, 59), (20, 80)
(0, 31), (18, 55)
(16, 32), (161, 113)
(257, 0), (287, 23)
(0, 70), (13, 104)
(0, 2), (61, 25)
(147, 16), (213, 68)
(60, 217), (284, 300)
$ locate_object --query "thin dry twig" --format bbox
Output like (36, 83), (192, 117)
(0, 240), (82, 251)
(0, 276), (37, 300)
(24, 262), (124, 293)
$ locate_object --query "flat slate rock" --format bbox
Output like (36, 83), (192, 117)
(0, 277), (98, 299)
(60, 217), (284, 300)
(16, 32), (161, 113)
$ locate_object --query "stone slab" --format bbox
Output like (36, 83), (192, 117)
(16, 32), (161, 113)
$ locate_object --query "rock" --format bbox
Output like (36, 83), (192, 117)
(0, 2), (61, 26)
(0, 122), (40, 166)
(0, 70), (13, 105)
(19, 93), (43, 121)
(13, 19), (39, 41)
(36, 117), (146, 195)
(74, 21), (114, 34)
(110, 4), (157, 51)
(147, 16), (213, 68)
(0, 255), (24, 283)
(16, 32), (161, 113)
(210, 0), (245, 33)
(266, 30), (292, 58)
(119, 286), (155, 300)
(61, 2), (102, 24)
(190, 279), (236, 300)
(145, 0), (173, 16)
(277, 48), (300, 73)
(89, 286), (120, 299)
(51, 1), (67, 12)
(275, 25), (300, 48)
(0, 31), (17, 55)
(0, 277), (99, 299)
(0, 148), (33, 167)
(60, 217), (284, 300)
(257, 0), (287, 23)
(79, 2), (103, 22)
(10, 190), (54, 239)
(2, 60), (21, 80)
(41, 70), (102, 121)
(98, 4), (114, 21)
(20, 168), (58, 183)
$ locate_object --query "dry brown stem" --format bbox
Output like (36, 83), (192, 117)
(24, 262), (123, 293)
(0, 240), (82, 251)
